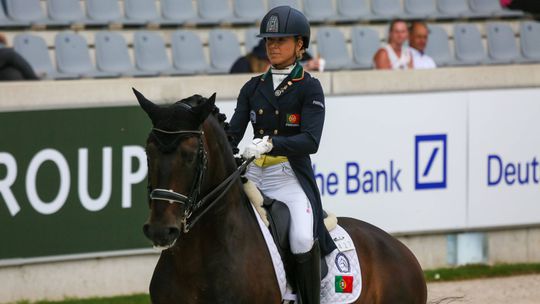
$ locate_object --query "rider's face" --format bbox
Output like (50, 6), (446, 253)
(265, 37), (302, 68)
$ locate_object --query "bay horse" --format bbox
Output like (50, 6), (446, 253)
(134, 88), (427, 304)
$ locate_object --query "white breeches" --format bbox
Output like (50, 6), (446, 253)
(245, 162), (315, 254)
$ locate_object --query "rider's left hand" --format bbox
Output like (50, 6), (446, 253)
(242, 136), (273, 159)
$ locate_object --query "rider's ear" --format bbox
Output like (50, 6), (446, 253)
(133, 88), (160, 124)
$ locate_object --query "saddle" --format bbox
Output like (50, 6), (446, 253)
(243, 180), (334, 280)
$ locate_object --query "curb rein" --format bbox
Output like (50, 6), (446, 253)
(148, 127), (253, 233)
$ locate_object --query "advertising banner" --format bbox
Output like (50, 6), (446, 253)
(468, 89), (540, 228)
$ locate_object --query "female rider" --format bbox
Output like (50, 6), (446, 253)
(227, 6), (336, 304)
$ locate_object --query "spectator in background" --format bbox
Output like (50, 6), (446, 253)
(409, 21), (436, 69)
(0, 33), (39, 81)
(373, 19), (412, 70)
(300, 51), (325, 72)
(502, 0), (540, 14)
(230, 39), (270, 74)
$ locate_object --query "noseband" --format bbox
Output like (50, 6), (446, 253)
(148, 127), (252, 233)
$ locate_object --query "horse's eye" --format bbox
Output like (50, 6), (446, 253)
(180, 149), (196, 164)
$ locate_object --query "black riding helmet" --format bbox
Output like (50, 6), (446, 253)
(257, 6), (311, 49)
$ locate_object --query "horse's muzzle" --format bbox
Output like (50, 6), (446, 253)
(143, 223), (180, 248)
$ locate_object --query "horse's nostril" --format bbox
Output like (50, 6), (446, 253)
(168, 227), (180, 240)
(143, 224), (151, 238)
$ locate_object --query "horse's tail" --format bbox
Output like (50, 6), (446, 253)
(428, 296), (465, 304)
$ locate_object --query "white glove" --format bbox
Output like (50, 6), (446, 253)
(243, 136), (273, 159)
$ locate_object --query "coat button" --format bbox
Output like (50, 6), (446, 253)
(259, 129), (264, 135)
(258, 109), (263, 115)
(273, 129), (278, 135)
(275, 110), (279, 115)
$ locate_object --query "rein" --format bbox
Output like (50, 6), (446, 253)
(148, 127), (253, 233)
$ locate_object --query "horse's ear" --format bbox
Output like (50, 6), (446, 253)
(133, 88), (159, 122)
(195, 92), (217, 122)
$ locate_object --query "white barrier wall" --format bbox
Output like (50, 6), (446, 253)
(222, 88), (540, 234)
(469, 89), (540, 228)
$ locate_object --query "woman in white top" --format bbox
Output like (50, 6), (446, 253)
(373, 19), (413, 70)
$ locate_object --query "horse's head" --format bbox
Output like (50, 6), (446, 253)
(133, 88), (216, 249)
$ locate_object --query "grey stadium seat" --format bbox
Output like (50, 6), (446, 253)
(0, 1), (28, 27)
(55, 32), (119, 78)
(234, 0), (265, 24)
(303, 0), (338, 23)
(5, 0), (53, 25)
(404, 0), (438, 19)
(160, 0), (199, 25)
(47, 0), (98, 26)
(486, 23), (526, 64)
(371, 0), (404, 19)
(436, 0), (476, 19)
(208, 30), (242, 74)
(198, 0), (236, 24)
(468, 0), (523, 17)
(350, 26), (380, 69)
(13, 34), (77, 79)
(425, 25), (456, 66)
(453, 24), (487, 65)
(95, 32), (158, 77)
(336, 0), (375, 22)
(520, 21), (540, 62)
(171, 30), (209, 75)
(124, 0), (160, 24)
(268, 0), (301, 10)
(244, 27), (262, 54)
(316, 27), (352, 70)
(86, 0), (124, 24)
(133, 31), (179, 75)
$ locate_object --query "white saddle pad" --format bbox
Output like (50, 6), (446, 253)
(251, 205), (362, 304)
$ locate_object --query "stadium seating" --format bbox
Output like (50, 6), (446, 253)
(208, 29), (242, 74)
(404, 0), (438, 19)
(436, 0), (476, 19)
(160, 0), (199, 25)
(244, 27), (261, 54)
(133, 31), (179, 75)
(316, 27), (352, 70)
(350, 26), (380, 69)
(335, 0), (375, 22)
(371, 0), (404, 19)
(13, 33), (77, 79)
(453, 24), (488, 65)
(171, 30), (209, 74)
(303, 0), (338, 23)
(520, 21), (540, 61)
(5, 0), (52, 26)
(469, 0), (523, 18)
(234, 0), (266, 24)
(95, 32), (158, 77)
(55, 32), (118, 78)
(0, 0), (537, 80)
(268, 0), (301, 10)
(85, 0), (124, 25)
(124, 0), (161, 25)
(425, 25), (456, 67)
(485, 22), (526, 64)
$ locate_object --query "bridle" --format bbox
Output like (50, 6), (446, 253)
(148, 127), (252, 233)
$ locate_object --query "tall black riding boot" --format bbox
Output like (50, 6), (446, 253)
(294, 239), (321, 304)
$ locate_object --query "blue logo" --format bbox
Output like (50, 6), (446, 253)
(415, 134), (447, 190)
(335, 252), (351, 273)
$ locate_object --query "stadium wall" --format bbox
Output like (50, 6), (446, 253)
(1, 65), (540, 303)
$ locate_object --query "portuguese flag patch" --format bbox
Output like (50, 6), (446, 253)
(335, 275), (353, 293)
(286, 113), (300, 126)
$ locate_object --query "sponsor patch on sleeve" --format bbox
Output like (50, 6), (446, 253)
(313, 100), (324, 108)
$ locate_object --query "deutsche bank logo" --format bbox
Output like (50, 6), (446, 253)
(415, 134), (447, 190)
